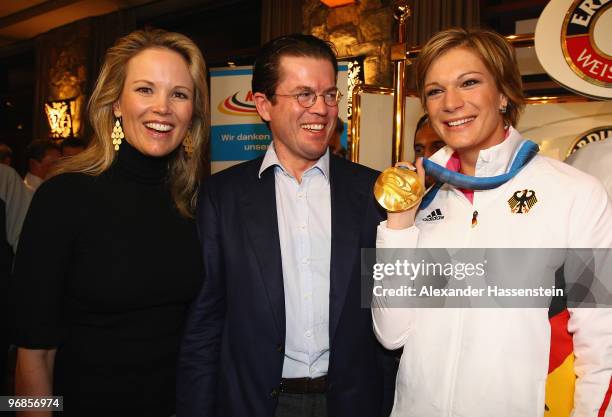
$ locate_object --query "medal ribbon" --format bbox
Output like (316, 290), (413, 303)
(420, 140), (540, 209)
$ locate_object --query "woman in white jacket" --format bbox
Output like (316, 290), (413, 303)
(373, 28), (612, 417)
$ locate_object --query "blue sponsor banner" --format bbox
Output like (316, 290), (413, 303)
(211, 124), (272, 161)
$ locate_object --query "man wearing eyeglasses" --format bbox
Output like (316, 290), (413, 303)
(178, 34), (394, 417)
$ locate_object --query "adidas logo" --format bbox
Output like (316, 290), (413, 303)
(422, 208), (445, 222)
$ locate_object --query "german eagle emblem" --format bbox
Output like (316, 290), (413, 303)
(508, 190), (537, 214)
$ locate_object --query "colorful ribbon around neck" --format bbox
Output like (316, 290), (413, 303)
(420, 140), (540, 209)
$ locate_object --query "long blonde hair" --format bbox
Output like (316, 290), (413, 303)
(54, 28), (209, 218)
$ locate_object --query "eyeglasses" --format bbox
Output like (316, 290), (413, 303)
(272, 90), (343, 108)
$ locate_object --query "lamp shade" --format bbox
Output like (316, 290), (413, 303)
(320, 0), (356, 7)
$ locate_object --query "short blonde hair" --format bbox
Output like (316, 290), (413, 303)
(54, 28), (209, 218)
(415, 28), (524, 127)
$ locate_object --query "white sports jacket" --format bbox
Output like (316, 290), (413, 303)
(373, 127), (612, 417)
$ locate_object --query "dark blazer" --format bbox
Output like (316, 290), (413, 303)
(177, 154), (393, 417)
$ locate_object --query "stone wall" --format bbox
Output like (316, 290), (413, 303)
(303, 0), (394, 87)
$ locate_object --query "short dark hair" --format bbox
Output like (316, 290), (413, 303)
(336, 117), (344, 134)
(252, 34), (338, 103)
(0, 142), (12, 160)
(60, 137), (86, 152)
(414, 114), (429, 138)
(26, 139), (60, 162)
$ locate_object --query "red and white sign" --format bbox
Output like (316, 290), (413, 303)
(536, 0), (612, 99)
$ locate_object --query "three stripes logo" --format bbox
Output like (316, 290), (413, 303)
(422, 208), (445, 222)
(218, 91), (258, 116)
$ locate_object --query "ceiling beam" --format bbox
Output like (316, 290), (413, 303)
(0, 0), (83, 30)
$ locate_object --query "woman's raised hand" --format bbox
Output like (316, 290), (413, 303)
(386, 157), (425, 230)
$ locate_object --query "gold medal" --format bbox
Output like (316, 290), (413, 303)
(373, 167), (425, 212)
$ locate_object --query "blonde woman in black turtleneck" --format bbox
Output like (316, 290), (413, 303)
(13, 29), (209, 417)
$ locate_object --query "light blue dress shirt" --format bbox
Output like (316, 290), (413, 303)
(259, 144), (331, 379)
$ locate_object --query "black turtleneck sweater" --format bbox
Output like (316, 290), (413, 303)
(13, 141), (203, 417)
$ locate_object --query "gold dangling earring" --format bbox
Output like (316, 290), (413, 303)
(183, 130), (194, 157)
(112, 118), (124, 151)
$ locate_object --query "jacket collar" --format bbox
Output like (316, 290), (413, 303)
(258, 142), (330, 181)
(429, 126), (524, 178)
